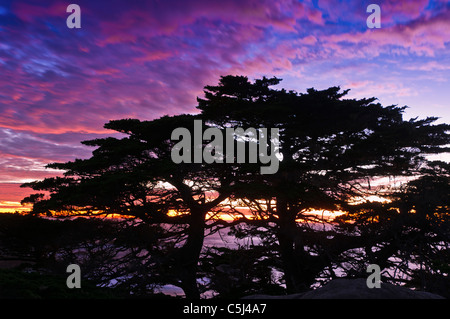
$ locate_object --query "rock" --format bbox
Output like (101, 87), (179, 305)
(243, 278), (445, 299)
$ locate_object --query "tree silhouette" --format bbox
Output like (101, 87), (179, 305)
(333, 161), (450, 297)
(197, 75), (450, 292)
(22, 114), (234, 298)
(21, 75), (450, 297)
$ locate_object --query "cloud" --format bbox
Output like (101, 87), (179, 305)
(0, 0), (324, 138)
(92, 0), (323, 41)
(1, 0), (450, 202)
(317, 6), (450, 59)
(318, 0), (430, 25)
(11, 1), (68, 23)
(346, 80), (419, 99)
(0, 183), (36, 212)
(403, 60), (450, 71)
(0, 128), (96, 160)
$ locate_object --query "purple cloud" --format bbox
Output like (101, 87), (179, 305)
(1, 0), (449, 211)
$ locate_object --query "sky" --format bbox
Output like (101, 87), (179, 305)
(1, 0), (450, 212)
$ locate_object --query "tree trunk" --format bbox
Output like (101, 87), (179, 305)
(276, 197), (319, 293)
(276, 222), (309, 292)
(275, 197), (300, 293)
(177, 207), (207, 299)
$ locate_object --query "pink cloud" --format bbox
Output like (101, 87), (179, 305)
(320, 7), (450, 58)
(2, 0), (328, 138)
(94, 0), (323, 45)
(298, 35), (318, 45)
(342, 80), (419, 102)
(403, 61), (450, 71)
(132, 51), (173, 63)
(381, 0), (430, 22)
(2, 0), (450, 207)
(318, 0), (430, 25)
(0, 183), (32, 200)
(12, 1), (68, 22)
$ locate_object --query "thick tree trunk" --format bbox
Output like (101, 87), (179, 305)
(276, 197), (300, 293)
(177, 207), (207, 299)
(276, 220), (306, 292)
(275, 197), (316, 293)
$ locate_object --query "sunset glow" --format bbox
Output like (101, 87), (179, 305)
(1, 0), (450, 213)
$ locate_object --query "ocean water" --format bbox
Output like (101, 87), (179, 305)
(154, 226), (276, 298)
(110, 221), (421, 298)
